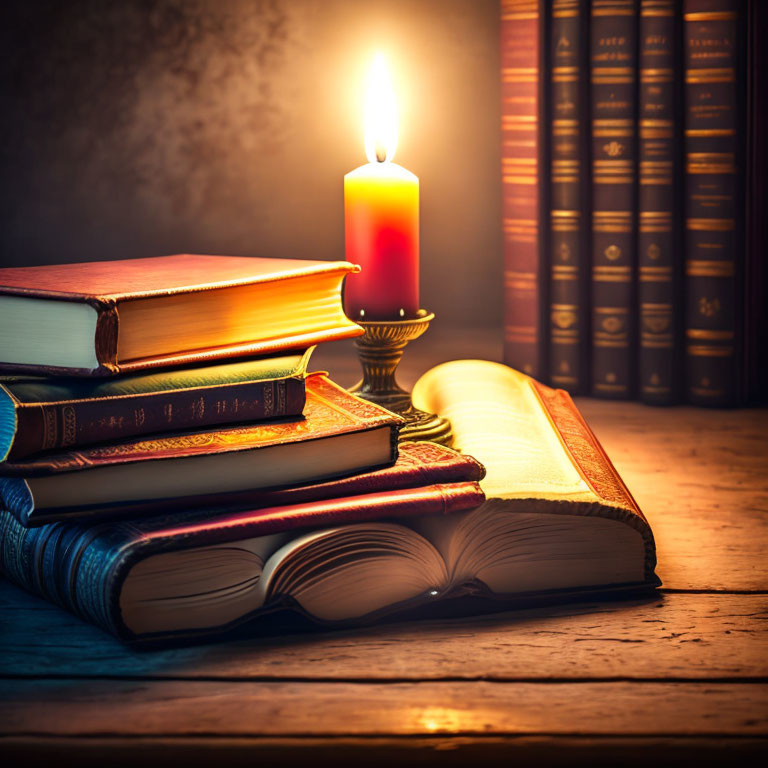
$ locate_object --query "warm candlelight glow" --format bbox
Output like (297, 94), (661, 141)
(345, 53), (418, 320)
(364, 53), (398, 164)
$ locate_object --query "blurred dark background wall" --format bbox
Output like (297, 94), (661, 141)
(0, 0), (502, 329)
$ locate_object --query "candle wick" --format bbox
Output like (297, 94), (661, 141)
(375, 143), (387, 163)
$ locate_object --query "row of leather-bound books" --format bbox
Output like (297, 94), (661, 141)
(501, 0), (766, 405)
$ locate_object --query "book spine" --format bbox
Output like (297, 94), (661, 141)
(0, 509), (130, 638)
(8, 378), (306, 460)
(637, 0), (681, 403)
(549, 0), (590, 393)
(683, 0), (745, 405)
(502, 0), (548, 379)
(590, 0), (638, 398)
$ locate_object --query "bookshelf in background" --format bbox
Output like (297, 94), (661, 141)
(683, 0), (744, 406)
(589, 0), (638, 399)
(500, 0), (765, 405)
(501, 0), (548, 381)
(549, 0), (590, 394)
(637, 0), (681, 404)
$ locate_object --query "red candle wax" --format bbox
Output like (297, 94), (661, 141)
(344, 161), (419, 320)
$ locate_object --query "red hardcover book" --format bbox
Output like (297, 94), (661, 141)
(0, 254), (362, 376)
(33, 439), (483, 521)
(0, 375), (402, 526)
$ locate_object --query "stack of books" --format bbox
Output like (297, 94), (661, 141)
(0, 254), (659, 644)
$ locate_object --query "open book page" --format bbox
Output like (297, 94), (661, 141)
(119, 533), (287, 635)
(260, 523), (449, 621)
(413, 500), (646, 591)
(412, 361), (595, 502)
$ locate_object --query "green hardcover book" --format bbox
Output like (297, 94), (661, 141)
(0, 350), (313, 461)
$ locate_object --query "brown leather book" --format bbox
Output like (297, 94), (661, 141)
(0, 350), (312, 461)
(637, 0), (682, 404)
(0, 254), (362, 376)
(590, 0), (639, 399)
(0, 374), (402, 526)
(549, 0), (590, 394)
(683, 0), (745, 405)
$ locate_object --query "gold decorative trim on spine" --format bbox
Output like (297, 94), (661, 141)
(686, 219), (735, 232)
(686, 345), (734, 357)
(683, 11), (737, 21)
(685, 260), (735, 277)
(686, 329), (734, 341)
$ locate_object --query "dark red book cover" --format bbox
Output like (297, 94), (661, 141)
(501, 0), (548, 380)
(19, 441), (484, 521)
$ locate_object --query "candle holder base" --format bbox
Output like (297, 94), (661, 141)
(349, 310), (453, 448)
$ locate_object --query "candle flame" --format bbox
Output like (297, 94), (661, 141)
(364, 53), (398, 163)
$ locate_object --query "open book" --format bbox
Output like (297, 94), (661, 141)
(122, 362), (657, 638)
(411, 360), (657, 585)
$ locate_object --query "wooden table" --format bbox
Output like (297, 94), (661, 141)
(2, 329), (767, 765)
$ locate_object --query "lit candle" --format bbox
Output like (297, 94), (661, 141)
(344, 54), (419, 320)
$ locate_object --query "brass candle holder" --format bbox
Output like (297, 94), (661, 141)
(349, 310), (453, 446)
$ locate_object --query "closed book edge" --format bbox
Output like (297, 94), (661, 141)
(0, 349), (314, 462)
(0, 481), (486, 642)
(0, 374), (399, 478)
(0, 254), (360, 302)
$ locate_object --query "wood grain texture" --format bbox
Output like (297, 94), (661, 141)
(2, 582), (766, 681)
(577, 400), (768, 592)
(3, 679), (767, 736)
(3, 736), (766, 768)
